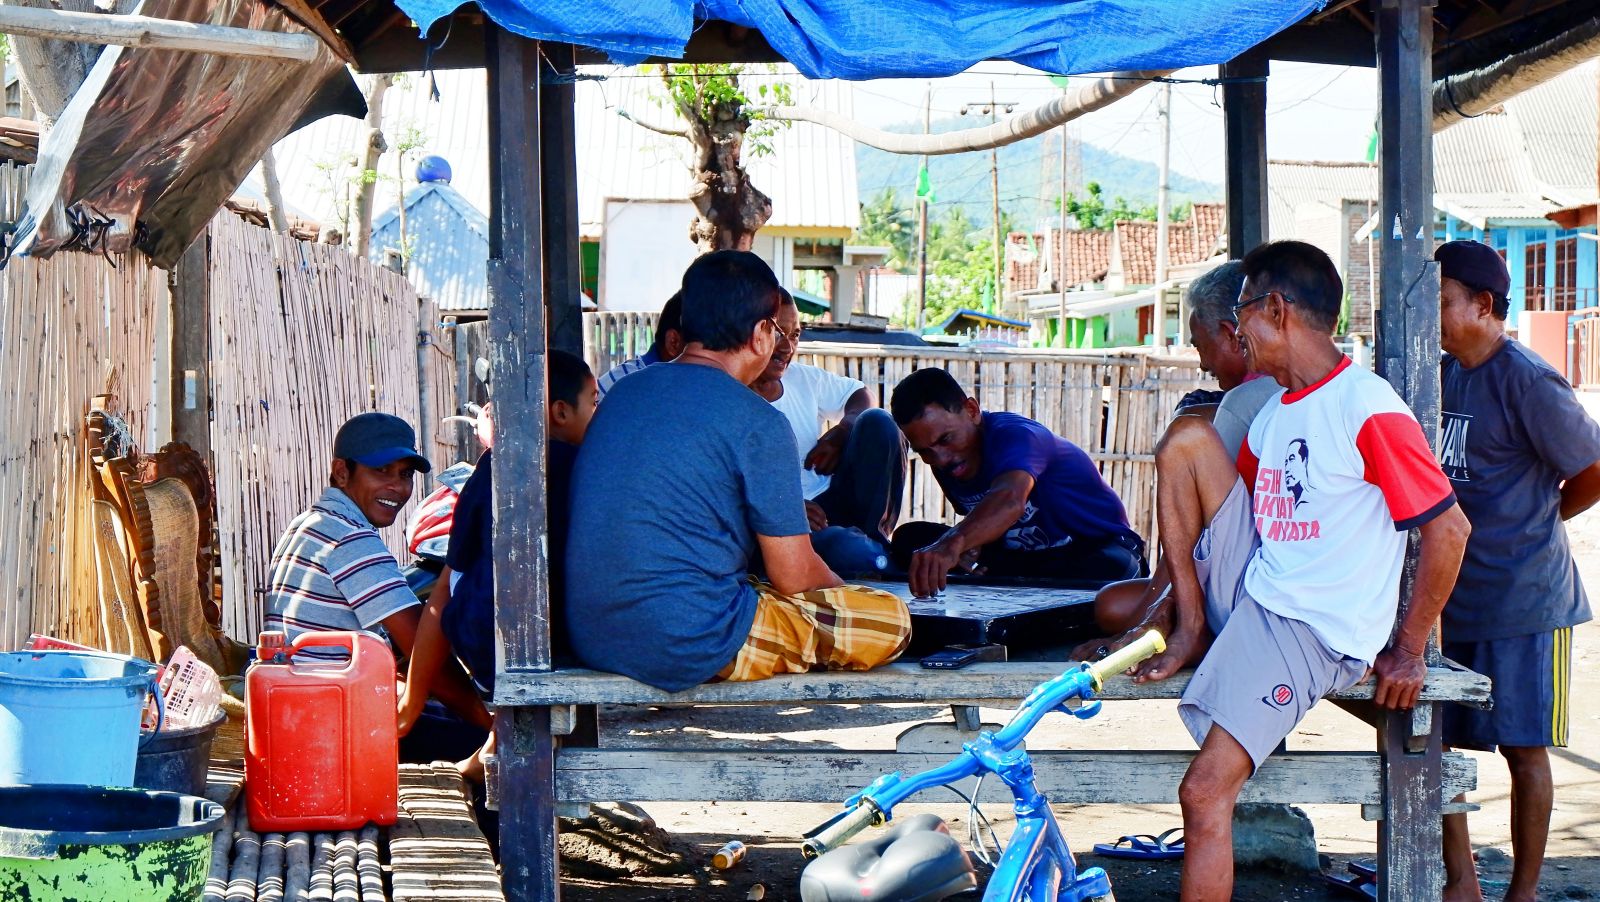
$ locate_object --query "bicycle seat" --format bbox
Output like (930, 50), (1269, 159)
(800, 813), (978, 902)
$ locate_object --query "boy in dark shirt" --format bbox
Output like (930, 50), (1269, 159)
(398, 349), (597, 766)
(888, 367), (1145, 596)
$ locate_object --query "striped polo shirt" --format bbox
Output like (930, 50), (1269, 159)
(263, 487), (418, 654)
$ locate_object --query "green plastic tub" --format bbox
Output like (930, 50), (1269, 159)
(0, 785), (224, 902)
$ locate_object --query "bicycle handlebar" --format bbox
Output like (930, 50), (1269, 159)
(801, 802), (880, 859)
(1087, 630), (1166, 689)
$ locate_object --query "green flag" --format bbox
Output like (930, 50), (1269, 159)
(1365, 129), (1378, 162)
(916, 163), (935, 204)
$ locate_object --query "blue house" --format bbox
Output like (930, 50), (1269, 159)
(370, 157), (491, 317)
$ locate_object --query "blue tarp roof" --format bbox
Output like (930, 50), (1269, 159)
(935, 308), (1029, 333)
(395, 1), (1324, 80)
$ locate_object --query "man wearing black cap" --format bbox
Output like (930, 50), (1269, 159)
(264, 412), (490, 758)
(1436, 239), (1600, 902)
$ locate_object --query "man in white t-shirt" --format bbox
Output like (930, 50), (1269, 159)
(751, 291), (907, 570)
(1134, 241), (1471, 900)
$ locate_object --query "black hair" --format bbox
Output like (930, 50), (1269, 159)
(1240, 240), (1343, 332)
(679, 250), (782, 351)
(548, 348), (593, 407)
(1186, 260), (1246, 333)
(1453, 280), (1511, 321)
(890, 368), (969, 426)
(652, 292), (684, 353)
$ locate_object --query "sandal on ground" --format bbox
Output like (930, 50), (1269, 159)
(1091, 828), (1185, 860)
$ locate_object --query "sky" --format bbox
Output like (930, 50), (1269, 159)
(847, 61), (1379, 187)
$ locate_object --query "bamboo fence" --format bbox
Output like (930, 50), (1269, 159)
(207, 214), (450, 641)
(0, 164), (167, 649)
(575, 311), (1212, 543)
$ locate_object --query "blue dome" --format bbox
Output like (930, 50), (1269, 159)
(415, 155), (452, 184)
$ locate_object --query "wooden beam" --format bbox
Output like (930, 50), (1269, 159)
(492, 660), (1492, 708)
(539, 43), (584, 357)
(552, 749), (1477, 806)
(1375, 1), (1444, 899)
(0, 6), (320, 61)
(485, 26), (558, 902)
(1222, 55), (1269, 258)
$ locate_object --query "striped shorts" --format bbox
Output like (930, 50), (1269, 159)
(1443, 626), (1574, 750)
(715, 581), (911, 682)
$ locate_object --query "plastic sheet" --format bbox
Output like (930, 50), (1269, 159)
(8, 0), (362, 269)
(397, 0), (1324, 79)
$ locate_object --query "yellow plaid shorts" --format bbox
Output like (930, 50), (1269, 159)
(715, 581), (911, 682)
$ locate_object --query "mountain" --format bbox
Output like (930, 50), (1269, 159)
(855, 115), (1221, 231)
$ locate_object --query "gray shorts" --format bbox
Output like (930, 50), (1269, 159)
(1178, 479), (1367, 770)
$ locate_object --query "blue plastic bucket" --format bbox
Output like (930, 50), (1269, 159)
(0, 650), (160, 787)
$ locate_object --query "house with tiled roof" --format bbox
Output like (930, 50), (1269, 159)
(1010, 202), (1225, 349)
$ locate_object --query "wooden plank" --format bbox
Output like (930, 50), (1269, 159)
(495, 659), (1491, 707)
(540, 42), (584, 359)
(1222, 53), (1269, 258)
(0, 6), (322, 61)
(553, 749), (1476, 806)
(390, 765), (505, 901)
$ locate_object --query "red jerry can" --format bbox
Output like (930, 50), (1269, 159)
(246, 630), (398, 832)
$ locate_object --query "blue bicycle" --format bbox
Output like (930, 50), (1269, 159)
(799, 631), (1167, 902)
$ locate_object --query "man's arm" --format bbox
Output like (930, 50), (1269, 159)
(757, 532), (843, 596)
(908, 469), (1033, 597)
(383, 594), (492, 732)
(397, 569), (459, 735)
(1371, 502), (1471, 710)
(806, 387), (874, 475)
(1561, 459), (1600, 520)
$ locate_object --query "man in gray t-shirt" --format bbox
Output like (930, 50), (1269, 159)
(1434, 240), (1600, 902)
(1074, 262), (1278, 657)
(566, 251), (908, 692)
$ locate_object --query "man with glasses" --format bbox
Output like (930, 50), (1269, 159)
(750, 289), (907, 572)
(565, 251), (910, 690)
(1129, 240), (1470, 901)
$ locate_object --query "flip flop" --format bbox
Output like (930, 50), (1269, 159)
(1348, 860), (1377, 881)
(1323, 871), (1377, 899)
(1092, 828), (1185, 860)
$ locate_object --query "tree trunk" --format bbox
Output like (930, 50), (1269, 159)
(352, 73), (392, 258)
(5, 0), (137, 128)
(680, 99), (771, 253)
(260, 148), (289, 234)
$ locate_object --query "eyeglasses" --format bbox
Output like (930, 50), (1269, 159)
(1232, 290), (1296, 316)
(766, 318), (801, 344)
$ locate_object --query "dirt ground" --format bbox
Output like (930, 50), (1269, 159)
(553, 509), (1600, 901)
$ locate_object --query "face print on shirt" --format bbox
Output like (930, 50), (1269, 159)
(1283, 438), (1313, 510)
(1254, 437), (1322, 542)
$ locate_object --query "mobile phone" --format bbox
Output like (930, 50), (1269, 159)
(920, 643), (1007, 669)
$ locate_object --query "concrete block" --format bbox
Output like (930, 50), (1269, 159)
(1233, 803), (1319, 873)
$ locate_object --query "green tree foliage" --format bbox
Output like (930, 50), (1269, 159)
(853, 189), (916, 270)
(1059, 181), (1158, 229)
(856, 192), (1017, 327)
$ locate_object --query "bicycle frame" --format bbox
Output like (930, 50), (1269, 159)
(803, 635), (1165, 901)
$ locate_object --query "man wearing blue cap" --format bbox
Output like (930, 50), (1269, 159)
(264, 412), (490, 758)
(1435, 239), (1600, 902)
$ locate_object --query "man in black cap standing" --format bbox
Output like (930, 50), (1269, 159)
(1436, 239), (1600, 902)
(264, 412), (490, 762)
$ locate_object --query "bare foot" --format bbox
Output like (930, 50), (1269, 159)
(1132, 627), (1209, 683)
(1442, 878), (1485, 902)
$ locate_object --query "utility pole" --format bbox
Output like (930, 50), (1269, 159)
(916, 85), (931, 332)
(1057, 108), (1070, 348)
(963, 84), (1017, 316)
(1155, 81), (1172, 348)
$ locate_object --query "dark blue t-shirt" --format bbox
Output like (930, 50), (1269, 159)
(934, 411), (1136, 551)
(565, 363), (809, 691)
(1440, 340), (1600, 641)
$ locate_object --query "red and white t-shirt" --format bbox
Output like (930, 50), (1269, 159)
(1237, 357), (1455, 663)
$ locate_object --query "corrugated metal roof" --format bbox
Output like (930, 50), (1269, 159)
(1266, 160), (1378, 241)
(251, 67), (858, 240)
(575, 70), (859, 238)
(1500, 59), (1599, 206)
(370, 181), (489, 312)
(1433, 108), (1543, 196)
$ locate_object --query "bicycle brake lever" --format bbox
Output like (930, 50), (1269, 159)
(1059, 699), (1101, 720)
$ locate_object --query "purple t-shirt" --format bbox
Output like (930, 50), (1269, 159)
(933, 411), (1136, 551)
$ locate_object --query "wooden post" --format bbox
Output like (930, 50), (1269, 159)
(485, 27), (559, 902)
(540, 43), (584, 357)
(1222, 54), (1269, 258)
(1374, 1), (1444, 899)
(170, 231), (212, 457)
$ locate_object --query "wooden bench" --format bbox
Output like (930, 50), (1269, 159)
(204, 763), (504, 902)
(494, 660), (1491, 815)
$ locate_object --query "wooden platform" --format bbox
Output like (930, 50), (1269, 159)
(203, 763), (503, 902)
(494, 658), (1492, 708)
